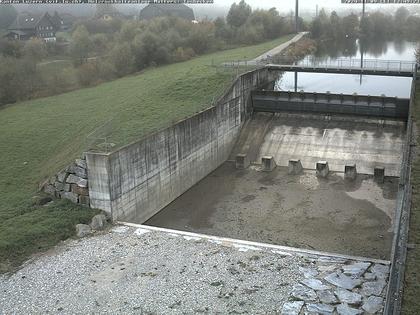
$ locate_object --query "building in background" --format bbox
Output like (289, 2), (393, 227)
(5, 12), (59, 42)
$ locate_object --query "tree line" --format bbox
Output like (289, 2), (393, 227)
(0, 1), (297, 106)
(311, 7), (420, 41)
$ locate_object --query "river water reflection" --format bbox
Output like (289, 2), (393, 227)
(274, 39), (418, 98)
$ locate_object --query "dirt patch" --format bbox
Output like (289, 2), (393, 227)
(145, 163), (398, 260)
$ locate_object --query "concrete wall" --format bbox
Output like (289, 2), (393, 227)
(86, 67), (278, 222)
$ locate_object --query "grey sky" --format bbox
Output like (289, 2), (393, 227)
(209, 0), (418, 15)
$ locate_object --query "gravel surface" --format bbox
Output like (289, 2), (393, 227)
(0, 226), (389, 314)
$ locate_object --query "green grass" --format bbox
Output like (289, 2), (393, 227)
(402, 81), (420, 314)
(0, 35), (294, 272)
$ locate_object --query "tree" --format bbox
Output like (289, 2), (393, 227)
(310, 9), (330, 39)
(0, 5), (17, 30)
(108, 43), (135, 77)
(0, 38), (22, 58)
(132, 31), (166, 69)
(23, 39), (47, 63)
(416, 47), (420, 63)
(214, 17), (232, 40)
(342, 13), (359, 38)
(70, 25), (90, 66)
(227, 0), (252, 28)
(329, 11), (343, 40)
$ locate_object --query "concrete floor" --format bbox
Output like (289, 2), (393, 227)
(145, 164), (398, 260)
(231, 112), (406, 177)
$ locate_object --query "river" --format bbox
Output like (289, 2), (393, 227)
(274, 39), (418, 98)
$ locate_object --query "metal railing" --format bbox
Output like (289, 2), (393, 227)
(274, 56), (418, 73)
(222, 57), (418, 74)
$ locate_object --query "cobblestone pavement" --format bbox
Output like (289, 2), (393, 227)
(0, 225), (389, 314)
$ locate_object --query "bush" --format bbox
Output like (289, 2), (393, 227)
(174, 47), (196, 62)
(108, 43), (135, 77)
(0, 38), (23, 58)
(76, 62), (99, 87)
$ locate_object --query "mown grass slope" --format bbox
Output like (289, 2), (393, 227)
(0, 35), (293, 272)
(403, 80), (420, 314)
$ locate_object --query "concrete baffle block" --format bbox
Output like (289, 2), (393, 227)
(374, 167), (385, 183)
(262, 156), (277, 172)
(288, 159), (303, 175)
(344, 164), (357, 181)
(236, 154), (250, 170)
(316, 161), (329, 178)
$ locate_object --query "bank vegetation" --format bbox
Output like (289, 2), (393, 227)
(0, 0), (298, 107)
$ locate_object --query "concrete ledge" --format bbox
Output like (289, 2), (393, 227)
(316, 161), (329, 178)
(236, 154), (250, 170)
(262, 156), (276, 172)
(374, 167), (385, 183)
(288, 159), (303, 175)
(345, 164), (357, 181)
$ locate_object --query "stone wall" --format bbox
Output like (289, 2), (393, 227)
(85, 67), (279, 222)
(42, 157), (90, 207)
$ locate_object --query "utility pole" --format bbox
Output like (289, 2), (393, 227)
(295, 0), (299, 33)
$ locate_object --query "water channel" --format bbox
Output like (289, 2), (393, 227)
(275, 39), (418, 98)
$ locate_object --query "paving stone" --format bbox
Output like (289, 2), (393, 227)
(342, 262), (371, 277)
(361, 280), (386, 296)
(336, 303), (363, 315)
(324, 272), (362, 290)
(299, 267), (319, 279)
(317, 290), (338, 304)
(306, 303), (334, 315)
(364, 272), (377, 281)
(291, 284), (317, 301)
(362, 296), (383, 314)
(281, 301), (304, 315)
(335, 288), (362, 305)
(370, 264), (389, 280)
(318, 264), (339, 274)
(301, 278), (330, 291)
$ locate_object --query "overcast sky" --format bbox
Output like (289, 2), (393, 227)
(206, 0), (417, 15)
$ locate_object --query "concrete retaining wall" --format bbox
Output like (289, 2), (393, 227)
(86, 68), (278, 222)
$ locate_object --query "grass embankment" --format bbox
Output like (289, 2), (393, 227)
(403, 80), (420, 314)
(0, 35), (294, 272)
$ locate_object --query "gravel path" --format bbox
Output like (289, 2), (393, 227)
(252, 32), (308, 62)
(0, 225), (389, 314)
